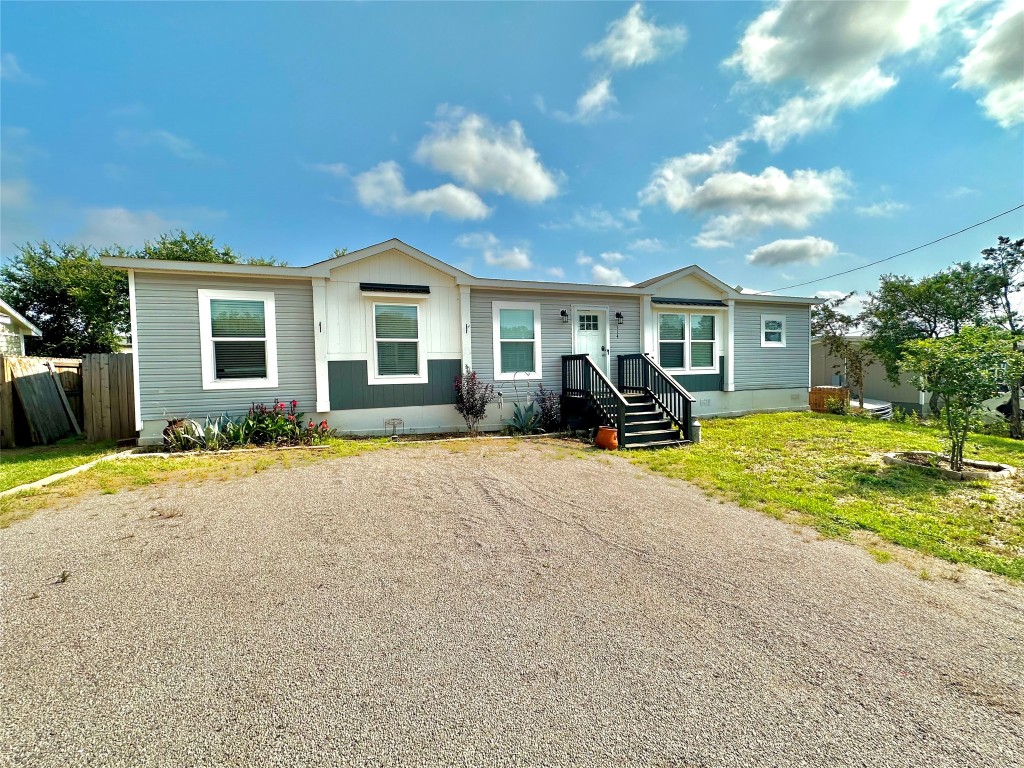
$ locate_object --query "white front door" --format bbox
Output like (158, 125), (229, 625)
(575, 308), (609, 376)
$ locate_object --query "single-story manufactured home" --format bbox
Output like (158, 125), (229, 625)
(103, 239), (818, 446)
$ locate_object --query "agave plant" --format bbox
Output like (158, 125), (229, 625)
(505, 401), (543, 435)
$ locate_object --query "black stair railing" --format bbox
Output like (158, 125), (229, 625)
(618, 353), (695, 441)
(562, 354), (628, 441)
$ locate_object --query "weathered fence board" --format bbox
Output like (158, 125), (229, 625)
(8, 357), (74, 444)
(82, 353), (136, 443)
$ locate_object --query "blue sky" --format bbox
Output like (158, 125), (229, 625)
(2, 1), (1022, 305)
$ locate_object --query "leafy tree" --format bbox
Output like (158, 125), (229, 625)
(811, 292), (873, 408)
(980, 236), (1024, 438)
(901, 327), (1023, 471)
(0, 242), (129, 356)
(862, 263), (992, 414)
(138, 230), (284, 266)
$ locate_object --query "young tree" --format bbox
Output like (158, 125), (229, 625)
(0, 242), (129, 356)
(901, 327), (1023, 471)
(453, 367), (494, 435)
(862, 263), (992, 414)
(980, 236), (1024, 437)
(811, 292), (873, 408)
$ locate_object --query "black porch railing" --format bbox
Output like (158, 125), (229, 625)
(618, 353), (695, 441)
(562, 353), (628, 440)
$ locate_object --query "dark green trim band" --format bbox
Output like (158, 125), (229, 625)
(672, 355), (725, 392)
(328, 358), (460, 410)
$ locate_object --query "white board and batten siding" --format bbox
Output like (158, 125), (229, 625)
(133, 271), (317, 421)
(470, 289), (643, 398)
(325, 249), (461, 360)
(733, 301), (810, 391)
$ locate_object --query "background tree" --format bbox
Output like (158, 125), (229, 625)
(980, 236), (1024, 438)
(0, 242), (129, 356)
(811, 292), (873, 408)
(138, 230), (284, 266)
(901, 327), (1023, 471)
(862, 263), (991, 414)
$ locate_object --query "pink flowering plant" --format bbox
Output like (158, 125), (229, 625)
(165, 399), (336, 451)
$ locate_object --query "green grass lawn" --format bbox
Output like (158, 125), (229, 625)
(0, 439), (118, 493)
(629, 412), (1024, 580)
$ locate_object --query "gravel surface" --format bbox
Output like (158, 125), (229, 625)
(2, 440), (1022, 767)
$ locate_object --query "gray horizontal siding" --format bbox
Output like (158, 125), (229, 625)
(135, 272), (316, 421)
(674, 356), (725, 392)
(329, 359), (460, 410)
(470, 290), (642, 399)
(733, 302), (810, 391)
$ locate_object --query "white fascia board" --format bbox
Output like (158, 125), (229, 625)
(100, 256), (310, 280)
(306, 238), (473, 280)
(0, 298), (42, 336)
(459, 276), (640, 296)
(731, 293), (821, 305)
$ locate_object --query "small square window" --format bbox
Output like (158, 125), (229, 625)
(761, 315), (786, 347)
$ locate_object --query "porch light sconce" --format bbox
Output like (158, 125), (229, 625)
(615, 312), (624, 325)
(560, 309), (569, 323)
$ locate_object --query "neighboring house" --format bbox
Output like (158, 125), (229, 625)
(102, 239), (818, 445)
(811, 336), (931, 415)
(0, 299), (42, 356)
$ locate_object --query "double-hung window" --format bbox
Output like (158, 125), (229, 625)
(761, 314), (786, 347)
(198, 289), (278, 390)
(372, 303), (423, 382)
(492, 301), (542, 380)
(657, 312), (718, 372)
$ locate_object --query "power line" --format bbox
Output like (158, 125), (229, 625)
(757, 203), (1024, 295)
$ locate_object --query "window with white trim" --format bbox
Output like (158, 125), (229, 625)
(492, 301), (542, 380)
(373, 303), (420, 378)
(761, 314), (786, 347)
(656, 312), (718, 372)
(198, 289), (278, 390)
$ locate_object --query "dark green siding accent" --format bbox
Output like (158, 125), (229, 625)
(672, 355), (725, 392)
(328, 359), (461, 410)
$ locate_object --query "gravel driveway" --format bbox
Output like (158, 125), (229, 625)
(2, 440), (1022, 767)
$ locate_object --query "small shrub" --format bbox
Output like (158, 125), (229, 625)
(505, 401), (542, 435)
(534, 384), (561, 432)
(163, 400), (336, 451)
(453, 367), (495, 435)
(823, 396), (849, 415)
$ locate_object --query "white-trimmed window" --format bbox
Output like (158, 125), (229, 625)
(198, 289), (278, 390)
(370, 303), (426, 384)
(656, 312), (719, 373)
(493, 301), (542, 381)
(761, 314), (786, 347)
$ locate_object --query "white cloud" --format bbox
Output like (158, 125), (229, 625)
(77, 207), (177, 248)
(308, 162), (349, 177)
(946, 185), (979, 198)
(629, 237), (665, 252)
(956, 1), (1024, 128)
(638, 140), (742, 210)
(591, 264), (632, 286)
(0, 53), (33, 83)
(814, 289), (867, 318)
(585, 3), (686, 70)
(728, 1), (951, 149)
(746, 236), (838, 266)
(747, 68), (896, 150)
(600, 251), (627, 264)
(576, 252), (594, 266)
(544, 204), (639, 231)
(455, 232), (533, 270)
(645, 162), (849, 248)
(545, 266), (566, 279)
(563, 78), (617, 123)
(855, 200), (908, 218)
(414, 108), (561, 203)
(0, 179), (31, 208)
(117, 128), (205, 161)
(353, 162), (491, 221)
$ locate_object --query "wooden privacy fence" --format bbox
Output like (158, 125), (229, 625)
(0, 353), (136, 446)
(82, 353), (136, 443)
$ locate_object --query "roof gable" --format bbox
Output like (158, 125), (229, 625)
(307, 238), (471, 280)
(0, 298), (42, 336)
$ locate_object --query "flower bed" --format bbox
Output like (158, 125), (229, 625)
(164, 400), (336, 452)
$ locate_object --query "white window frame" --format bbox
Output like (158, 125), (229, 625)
(492, 300), (542, 381)
(761, 314), (787, 348)
(198, 289), (278, 390)
(655, 310), (721, 374)
(368, 301), (427, 385)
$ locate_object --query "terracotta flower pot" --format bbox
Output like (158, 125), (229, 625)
(595, 426), (619, 450)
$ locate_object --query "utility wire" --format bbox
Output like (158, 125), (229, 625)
(757, 203), (1024, 295)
